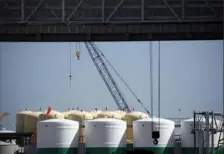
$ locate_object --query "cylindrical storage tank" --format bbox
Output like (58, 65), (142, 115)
(89, 109), (103, 119)
(61, 111), (71, 119)
(133, 118), (175, 154)
(96, 111), (122, 119)
(16, 110), (32, 132)
(86, 118), (127, 154)
(24, 111), (42, 145)
(68, 111), (93, 143)
(113, 110), (127, 119)
(181, 118), (221, 154)
(62, 110), (82, 119)
(70, 110), (82, 114)
(38, 110), (64, 121)
(16, 110), (33, 145)
(124, 111), (149, 144)
(37, 119), (79, 154)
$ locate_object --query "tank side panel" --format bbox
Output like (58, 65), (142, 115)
(181, 119), (221, 148)
(85, 120), (126, 148)
(133, 120), (175, 148)
(180, 121), (194, 147)
(37, 121), (79, 148)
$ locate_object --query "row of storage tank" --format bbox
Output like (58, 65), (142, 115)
(16, 109), (222, 154)
(16, 109), (149, 144)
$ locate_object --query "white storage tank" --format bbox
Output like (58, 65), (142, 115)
(133, 118), (175, 154)
(37, 119), (79, 154)
(85, 118), (127, 154)
(181, 118), (221, 154)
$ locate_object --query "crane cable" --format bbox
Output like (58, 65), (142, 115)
(222, 0), (224, 124)
(151, 41), (161, 145)
(0, 44), (2, 124)
(69, 43), (72, 88)
(149, 41), (154, 131)
(222, 0), (224, 133)
(94, 44), (151, 115)
(158, 41), (161, 132)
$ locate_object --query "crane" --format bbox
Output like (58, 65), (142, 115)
(84, 42), (151, 115)
(84, 42), (131, 112)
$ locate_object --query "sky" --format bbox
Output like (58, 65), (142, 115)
(0, 40), (223, 130)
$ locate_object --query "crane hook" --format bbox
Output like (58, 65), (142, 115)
(69, 74), (72, 80)
(153, 139), (158, 145)
(76, 51), (80, 60)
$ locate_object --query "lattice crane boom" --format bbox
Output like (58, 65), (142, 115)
(84, 42), (131, 112)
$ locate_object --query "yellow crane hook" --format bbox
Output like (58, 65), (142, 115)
(0, 112), (9, 121)
(76, 51), (80, 60)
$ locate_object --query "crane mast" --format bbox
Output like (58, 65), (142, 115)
(84, 42), (131, 112)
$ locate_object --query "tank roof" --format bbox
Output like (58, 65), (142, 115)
(89, 118), (126, 123)
(38, 119), (79, 124)
(68, 111), (93, 119)
(134, 117), (175, 124)
(128, 111), (147, 114)
(90, 109), (102, 112)
(17, 110), (32, 114)
(125, 111), (150, 118)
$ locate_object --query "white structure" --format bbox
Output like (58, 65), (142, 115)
(181, 118), (221, 154)
(0, 141), (19, 154)
(37, 119), (79, 154)
(133, 118), (175, 153)
(85, 118), (126, 154)
(0, 129), (18, 154)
